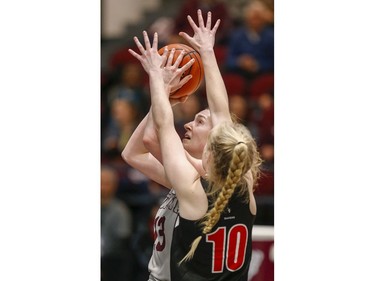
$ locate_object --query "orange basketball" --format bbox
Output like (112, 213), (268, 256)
(158, 43), (204, 99)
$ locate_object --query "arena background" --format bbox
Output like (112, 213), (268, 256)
(101, 0), (274, 280)
(1, 0), (375, 280)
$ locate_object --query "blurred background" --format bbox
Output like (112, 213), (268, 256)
(101, 0), (274, 280)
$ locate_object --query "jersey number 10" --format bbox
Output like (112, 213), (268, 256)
(206, 224), (248, 273)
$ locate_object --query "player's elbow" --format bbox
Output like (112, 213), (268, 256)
(121, 145), (133, 165)
(121, 148), (129, 163)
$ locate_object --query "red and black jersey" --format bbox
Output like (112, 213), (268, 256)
(170, 178), (256, 280)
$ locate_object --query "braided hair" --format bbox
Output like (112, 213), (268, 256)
(179, 122), (262, 264)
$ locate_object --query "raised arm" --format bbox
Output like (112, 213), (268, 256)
(130, 31), (206, 216)
(179, 9), (232, 125)
(143, 47), (191, 164)
(123, 39), (192, 189)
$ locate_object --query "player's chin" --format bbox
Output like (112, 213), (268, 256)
(182, 138), (190, 145)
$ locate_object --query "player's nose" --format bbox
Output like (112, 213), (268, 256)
(184, 121), (192, 131)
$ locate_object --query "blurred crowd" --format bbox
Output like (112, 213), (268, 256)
(101, 0), (274, 280)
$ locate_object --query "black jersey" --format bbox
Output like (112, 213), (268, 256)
(170, 178), (256, 281)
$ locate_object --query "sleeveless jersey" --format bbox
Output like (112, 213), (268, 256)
(170, 178), (256, 281)
(148, 189), (179, 281)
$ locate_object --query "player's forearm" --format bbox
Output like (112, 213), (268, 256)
(200, 48), (232, 124)
(149, 71), (174, 132)
(121, 112), (150, 164)
(144, 106), (163, 163)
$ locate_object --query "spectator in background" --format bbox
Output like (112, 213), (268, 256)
(107, 63), (149, 116)
(226, 0), (274, 80)
(102, 96), (141, 158)
(101, 165), (133, 281)
(102, 62), (149, 159)
(171, 0), (232, 45)
(259, 139), (274, 172)
(229, 94), (263, 143)
(229, 94), (249, 124)
(224, 0), (273, 27)
(250, 91), (274, 144)
(262, 0), (274, 26)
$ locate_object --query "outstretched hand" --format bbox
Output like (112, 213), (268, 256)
(128, 31), (168, 74)
(179, 9), (220, 52)
(129, 31), (194, 104)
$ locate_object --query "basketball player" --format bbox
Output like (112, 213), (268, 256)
(130, 17), (262, 281)
(123, 46), (206, 281)
(122, 10), (260, 280)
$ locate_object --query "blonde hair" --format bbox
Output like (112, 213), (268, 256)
(179, 122), (262, 264)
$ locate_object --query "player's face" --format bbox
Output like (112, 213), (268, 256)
(182, 109), (212, 159)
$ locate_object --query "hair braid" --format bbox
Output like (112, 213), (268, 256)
(179, 142), (248, 264)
